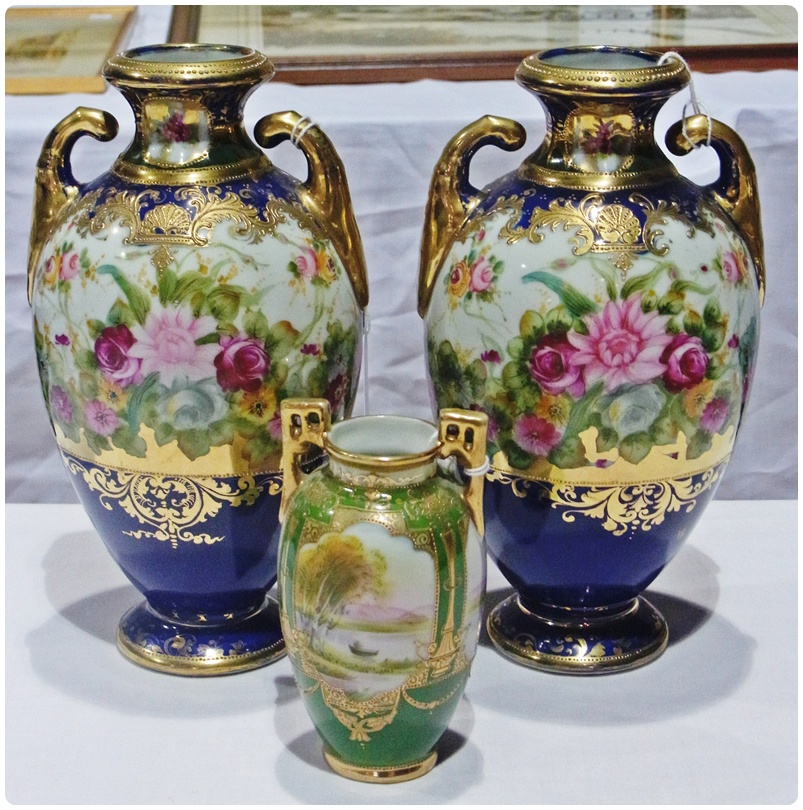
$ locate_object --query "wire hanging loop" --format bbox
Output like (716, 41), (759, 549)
(658, 51), (712, 149)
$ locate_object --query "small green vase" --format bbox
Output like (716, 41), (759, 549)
(277, 399), (488, 783)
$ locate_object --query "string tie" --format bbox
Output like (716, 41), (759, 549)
(289, 116), (315, 147)
(464, 457), (490, 477)
(658, 51), (712, 148)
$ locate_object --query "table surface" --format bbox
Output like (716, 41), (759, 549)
(5, 500), (797, 804)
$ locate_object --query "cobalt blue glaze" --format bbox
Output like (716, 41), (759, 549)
(484, 467), (722, 612)
(64, 452), (281, 623)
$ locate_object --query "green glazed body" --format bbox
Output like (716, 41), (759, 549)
(278, 456), (485, 779)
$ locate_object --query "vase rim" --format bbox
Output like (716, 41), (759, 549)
(103, 43), (275, 88)
(517, 45), (689, 97)
(326, 414), (440, 472)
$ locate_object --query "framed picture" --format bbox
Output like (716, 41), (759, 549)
(169, 5), (796, 84)
(6, 6), (136, 94)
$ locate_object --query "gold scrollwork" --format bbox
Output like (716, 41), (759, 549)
(66, 458), (272, 548)
(549, 465), (722, 536)
(82, 187), (281, 248)
(495, 191), (710, 272)
(486, 467), (536, 499)
(322, 681), (401, 743)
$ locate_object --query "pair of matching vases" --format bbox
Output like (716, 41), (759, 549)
(28, 43), (763, 783)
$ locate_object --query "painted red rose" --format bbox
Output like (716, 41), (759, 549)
(214, 335), (269, 392)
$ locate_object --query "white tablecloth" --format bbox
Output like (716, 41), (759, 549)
(5, 7), (797, 502)
(5, 499), (797, 803)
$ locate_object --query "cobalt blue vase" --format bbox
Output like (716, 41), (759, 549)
(29, 44), (367, 674)
(419, 46), (763, 672)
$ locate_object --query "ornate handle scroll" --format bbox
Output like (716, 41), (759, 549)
(28, 106), (118, 304)
(418, 115), (527, 317)
(254, 111), (368, 309)
(438, 408), (489, 536)
(666, 114), (765, 305)
(279, 398), (331, 522)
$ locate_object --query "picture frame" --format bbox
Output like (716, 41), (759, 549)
(169, 5), (796, 85)
(6, 6), (136, 95)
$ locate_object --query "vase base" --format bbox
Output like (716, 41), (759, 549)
(116, 597), (286, 676)
(323, 749), (438, 783)
(487, 593), (668, 674)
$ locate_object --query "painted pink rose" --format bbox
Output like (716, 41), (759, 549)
(50, 386), (73, 423)
(721, 250), (745, 284)
(528, 334), (585, 398)
(468, 256), (494, 293)
(568, 294), (673, 393)
(295, 246), (319, 279)
(214, 334), (270, 392)
(661, 333), (709, 393)
(128, 303), (218, 387)
(513, 413), (562, 456)
(700, 396), (729, 433)
(59, 252), (80, 281)
(95, 324), (143, 388)
(85, 399), (120, 436)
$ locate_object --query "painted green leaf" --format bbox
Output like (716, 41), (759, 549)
(97, 265), (150, 324)
(503, 439), (533, 471)
(548, 435), (587, 468)
(112, 425), (147, 457)
(519, 310), (545, 340)
(158, 267), (179, 304)
(207, 285), (244, 322)
(87, 319), (107, 340)
(243, 310), (270, 341)
(619, 431), (652, 465)
(75, 349), (98, 372)
(176, 429), (211, 460)
(620, 263), (666, 301)
(687, 430), (714, 460)
(521, 271), (598, 318)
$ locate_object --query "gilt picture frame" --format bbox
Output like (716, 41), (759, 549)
(168, 5), (796, 84)
(6, 6), (136, 94)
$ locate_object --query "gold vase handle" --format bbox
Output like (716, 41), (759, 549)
(666, 114), (765, 305)
(438, 408), (489, 536)
(28, 106), (119, 304)
(279, 398), (331, 521)
(418, 115), (526, 317)
(254, 111), (368, 309)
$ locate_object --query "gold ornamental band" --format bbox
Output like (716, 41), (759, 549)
(489, 426), (734, 487)
(54, 424), (281, 477)
(117, 630), (286, 676)
(111, 153), (271, 186)
(517, 162), (679, 192)
(323, 750), (438, 784)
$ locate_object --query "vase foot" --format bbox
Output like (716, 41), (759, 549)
(323, 749), (437, 783)
(116, 597), (286, 676)
(487, 593), (668, 674)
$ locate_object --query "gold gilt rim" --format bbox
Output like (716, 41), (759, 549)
(516, 45), (689, 97)
(103, 43), (274, 88)
(323, 749), (438, 784)
(111, 153), (271, 186)
(325, 414), (440, 473)
(517, 162), (679, 191)
(117, 628), (286, 675)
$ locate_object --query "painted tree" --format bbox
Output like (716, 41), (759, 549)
(294, 532), (388, 653)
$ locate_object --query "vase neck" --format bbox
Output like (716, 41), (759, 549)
(515, 46), (689, 188)
(325, 415), (440, 488)
(102, 44), (274, 184)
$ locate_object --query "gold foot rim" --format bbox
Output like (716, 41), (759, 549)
(323, 749), (437, 783)
(117, 628), (286, 676)
(487, 594), (668, 675)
